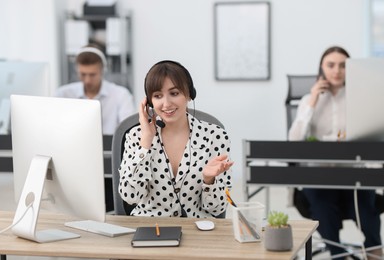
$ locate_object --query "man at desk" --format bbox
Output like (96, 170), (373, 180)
(55, 44), (135, 135)
(289, 46), (382, 259)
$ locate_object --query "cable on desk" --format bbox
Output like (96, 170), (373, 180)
(0, 202), (33, 234)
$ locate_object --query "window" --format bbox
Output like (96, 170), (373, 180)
(371, 0), (384, 57)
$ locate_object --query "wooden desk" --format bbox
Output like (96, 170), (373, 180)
(0, 135), (12, 173)
(0, 211), (318, 260)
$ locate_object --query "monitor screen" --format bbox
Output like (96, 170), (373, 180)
(11, 95), (105, 242)
(0, 61), (50, 134)
(346, 58), (384, 141)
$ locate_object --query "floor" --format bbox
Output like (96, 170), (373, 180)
(1, 173), (383, 260)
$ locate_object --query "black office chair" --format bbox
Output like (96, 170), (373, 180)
(286, 74), (384, 259)
(111, 109), (227, 218)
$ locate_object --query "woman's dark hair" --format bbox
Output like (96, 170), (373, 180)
(318, 46), (350, 78)
(144, 60), (195, 106)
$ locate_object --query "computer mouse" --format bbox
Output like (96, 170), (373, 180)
(195, 220), (215, 231)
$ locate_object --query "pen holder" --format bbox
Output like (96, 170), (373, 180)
(231, 201), (264, 243)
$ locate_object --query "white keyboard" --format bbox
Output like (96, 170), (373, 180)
(65, 220), (136, 237)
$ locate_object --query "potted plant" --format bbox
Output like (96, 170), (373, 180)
(264, 211), (293, 251)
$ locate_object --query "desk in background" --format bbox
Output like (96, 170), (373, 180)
(243, 140), (384, 201)
(0, 135), (12, 173)
(0, 211), (318, 260)
(0, 135), (115, 212)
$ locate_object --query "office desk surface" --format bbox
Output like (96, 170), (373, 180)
(0, 211), (318, 260)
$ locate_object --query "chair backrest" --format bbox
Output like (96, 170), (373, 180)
(111, 109), (226, 217)
(285, 75), (317, 132)
(286, 75), (317, 218)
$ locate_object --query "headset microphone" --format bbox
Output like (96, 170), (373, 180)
(156, 119), (166, 128)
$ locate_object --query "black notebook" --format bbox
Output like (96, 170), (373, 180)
(131, 226), (182, 247)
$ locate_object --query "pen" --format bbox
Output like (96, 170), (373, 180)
(225, 188), (237, 207)
(155, 223), (160, 237)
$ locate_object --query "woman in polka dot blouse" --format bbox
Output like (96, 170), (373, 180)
(119, 60), (233, 218)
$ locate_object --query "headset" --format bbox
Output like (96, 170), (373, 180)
(76, 46), (108, 72)
(144, 60), (196, 108)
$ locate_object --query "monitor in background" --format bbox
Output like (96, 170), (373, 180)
(0, 61), (50, 134)
(11, 95), (105, 243)
(346, 58), (384, 141)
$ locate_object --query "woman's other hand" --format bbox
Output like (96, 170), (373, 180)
(202, 154), (234, 185)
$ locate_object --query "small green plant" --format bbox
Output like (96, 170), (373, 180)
(306, 136), (319, 142)
(267, 211), (289, 228)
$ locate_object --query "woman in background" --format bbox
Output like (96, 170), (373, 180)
(289, 46), (382, 259)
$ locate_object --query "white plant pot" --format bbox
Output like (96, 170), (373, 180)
(264, 225), (293, 251)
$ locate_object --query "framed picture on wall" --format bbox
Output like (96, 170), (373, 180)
(214, 2), (271, 81)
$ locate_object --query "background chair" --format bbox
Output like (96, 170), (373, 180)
(111, 109), (226, 217)
(285, 74), (317, 218)
(285, 74), (317, 132)
(285, 75), (331, 257)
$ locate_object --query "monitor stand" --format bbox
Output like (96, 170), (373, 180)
(11, 155), (80, 243)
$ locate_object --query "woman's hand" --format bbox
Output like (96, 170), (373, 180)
(308, 76), (330, 107)
(138, 98), (156, 149)
(202, 154), (234, 185)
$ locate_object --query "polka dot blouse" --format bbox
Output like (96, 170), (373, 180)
(118, 113), (232, 218)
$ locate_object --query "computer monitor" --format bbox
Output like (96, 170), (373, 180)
(0, 61), (50, 134)
(346, 58), (384, 141)
(11, 95), (105, 243)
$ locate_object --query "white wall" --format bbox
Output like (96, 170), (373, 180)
(0, 0), (65, 94)
(115, 0), (368, 199)
(2, 0), (369, 201)
(65, 0), (368, 199)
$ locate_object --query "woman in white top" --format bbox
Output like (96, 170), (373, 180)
(119, 60), (233, 218)
(289, 46), (382, 259)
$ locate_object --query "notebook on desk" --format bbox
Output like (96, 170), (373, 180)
(65, 220), (136, 237)
(131, 226), (182, 247)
